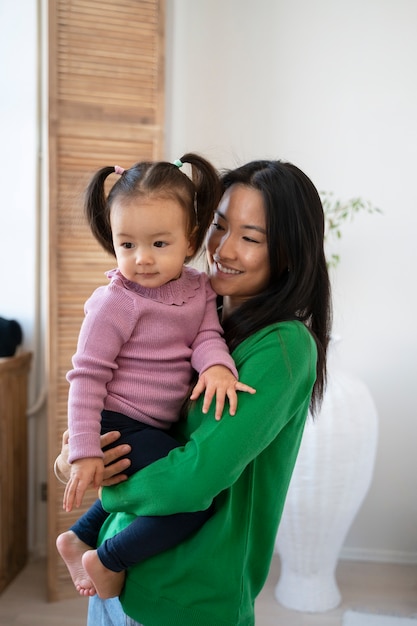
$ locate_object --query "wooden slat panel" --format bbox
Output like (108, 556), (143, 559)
(56, 0), (161, 120)
(47, 0), (165, 601)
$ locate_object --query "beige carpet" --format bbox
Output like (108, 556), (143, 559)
(343, 611), (417, 626)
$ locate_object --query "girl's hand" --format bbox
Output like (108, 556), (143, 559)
(63, 457), (104, 512)
(190, 365), (256, 421)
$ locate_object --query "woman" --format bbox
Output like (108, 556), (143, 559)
(56, 158), (331, 626)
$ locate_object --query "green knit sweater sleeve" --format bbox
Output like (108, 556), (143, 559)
(101, 321), (317, 516)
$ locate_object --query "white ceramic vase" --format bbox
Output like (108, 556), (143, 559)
(274, 341), (378, 612)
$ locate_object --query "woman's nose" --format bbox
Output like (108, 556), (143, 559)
(216, 233), (234, 259)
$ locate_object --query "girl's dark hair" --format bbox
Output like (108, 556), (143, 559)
(84, 153), (222, 259)
(219, 160), (332, 413)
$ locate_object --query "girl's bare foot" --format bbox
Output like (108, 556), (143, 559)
(56, 531), (96, 596)
(82, 550), (125, 599)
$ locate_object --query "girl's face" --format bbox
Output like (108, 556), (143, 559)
(207, 184), (270, 315)
(110, 195), (194, 288)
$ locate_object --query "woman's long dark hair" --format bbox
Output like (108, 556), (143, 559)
(219, 160), (332, 413)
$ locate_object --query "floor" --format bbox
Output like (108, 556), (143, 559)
(0, 556), (416, 625)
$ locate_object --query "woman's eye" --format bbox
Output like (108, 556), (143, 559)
(243, 236), (260, 244)
(212, 221), (224, 231)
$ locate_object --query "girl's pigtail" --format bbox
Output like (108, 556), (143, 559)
(84, 166), (117, 256)
(179, 153), (222, 253)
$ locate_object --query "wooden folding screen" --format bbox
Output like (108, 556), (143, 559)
(47, 0), (165, 601)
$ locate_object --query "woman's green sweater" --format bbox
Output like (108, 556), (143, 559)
(99, 321), (317, 625)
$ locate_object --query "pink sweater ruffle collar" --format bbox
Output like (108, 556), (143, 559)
(106, 267), (202, 306)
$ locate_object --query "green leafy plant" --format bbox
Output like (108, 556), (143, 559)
(320, 192), (381, 268)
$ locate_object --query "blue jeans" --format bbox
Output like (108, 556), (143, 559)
(87, 595), (143, 626)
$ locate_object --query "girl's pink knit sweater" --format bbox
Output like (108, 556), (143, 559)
(67, 266), (237, 463)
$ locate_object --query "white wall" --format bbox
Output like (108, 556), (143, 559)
(0, 0), (48, 556)
(0, 1), (37, 359)
(166, 0), (417, 562)
(2, 0), (416, 563)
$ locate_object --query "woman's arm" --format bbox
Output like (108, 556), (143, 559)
(102, 322), (316, 516)
(54, 429), (132, 487)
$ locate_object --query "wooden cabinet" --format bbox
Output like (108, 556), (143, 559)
(0, 352), (32, 593)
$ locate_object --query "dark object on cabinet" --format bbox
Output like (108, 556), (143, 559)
(0, 317), (23, 357)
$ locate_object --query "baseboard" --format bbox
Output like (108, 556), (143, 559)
(340, 546), (417, 565)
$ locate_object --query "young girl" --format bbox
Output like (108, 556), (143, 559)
(56, 153), (254, 597)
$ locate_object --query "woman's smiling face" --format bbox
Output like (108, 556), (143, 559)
(206, 184), (270, 314)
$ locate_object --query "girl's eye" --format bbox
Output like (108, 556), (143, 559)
(212, 221), (224, 231)
(122, 242), (134, 249)
(154, 241), (167, 248)
(243, 236), (260, 244)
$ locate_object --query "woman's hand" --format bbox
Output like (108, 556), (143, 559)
(54, 430), (131, 487)
(101, 431), (132, 486)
